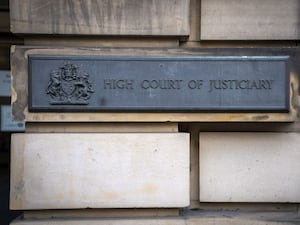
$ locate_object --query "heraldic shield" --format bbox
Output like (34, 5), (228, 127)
(61, 80), (76, 96)
(46, 62), (94, 105)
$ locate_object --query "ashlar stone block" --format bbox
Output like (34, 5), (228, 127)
(200, 132), (300, 202)
(10, 133), (189, 209)
(10, 0), (190, 36)
(201, 0), (300, 40)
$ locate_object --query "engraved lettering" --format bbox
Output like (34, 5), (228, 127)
(169, 80), (176, 89)
(188, 80), (204, 89)
(265, 80), (273, 89)
(209, 79), (274, 92)
(209, 80), (221, 92)
(250, 80), (259, 89)
(126, 79), (134, 89)
(150, 80), (159, 89)
(104, 79), (134, 89)
(141, 80), (182, 90)
(239, 80), (248, 89)
(104, 79), (114, 89)
(141, 80), (150, 89)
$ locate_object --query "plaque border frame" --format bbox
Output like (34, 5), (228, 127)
(28, 55), (290, 113)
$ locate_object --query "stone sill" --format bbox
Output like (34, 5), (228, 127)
(11, 211), (300, 225)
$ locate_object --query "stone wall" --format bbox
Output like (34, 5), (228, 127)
(5, 0), (300, 224)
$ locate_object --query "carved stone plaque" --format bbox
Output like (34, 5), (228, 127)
(28, 55), (289, 112)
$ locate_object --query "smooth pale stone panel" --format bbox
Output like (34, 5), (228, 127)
(199, 132), (300, 202)
(201, 0), (300, 40)
(10, 133), (189, 209)
(10, 0), (189, 36)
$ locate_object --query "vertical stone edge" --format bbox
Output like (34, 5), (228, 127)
(198, 132), (201, 203)
(188, 0), (200, 41)
(184, 0), (191, 37)
(11, 46), (27, 121)
(10, 133), (25, 209)
(189, 126), (200, 208)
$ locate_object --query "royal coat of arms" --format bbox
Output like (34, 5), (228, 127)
(46, 62), (94, 105)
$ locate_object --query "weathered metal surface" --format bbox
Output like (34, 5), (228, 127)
(1, 105), (25, 132)
(0, 70), (10, 96)
(28, 55), (289, 112)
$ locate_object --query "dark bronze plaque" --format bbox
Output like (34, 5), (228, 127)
(28, 55), (289, 112)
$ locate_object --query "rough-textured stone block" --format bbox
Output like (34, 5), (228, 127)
(10, 133), (189, 209)
(10, 0), (189, 36)
(23, 208), (180, 219)
(201, 0), (300, 40)
(25, 123), (179, 133)
(200, 132), (300, 202)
